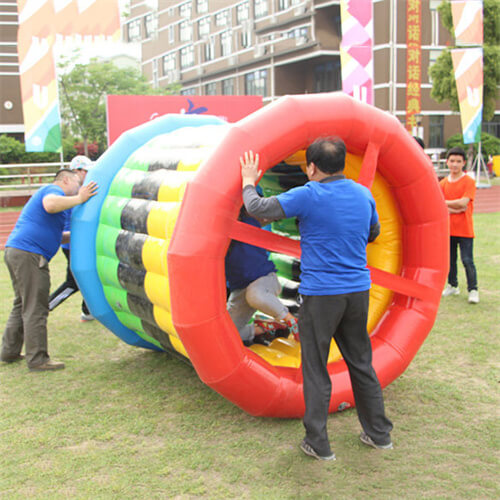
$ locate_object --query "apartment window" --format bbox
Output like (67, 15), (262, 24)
(215, 9), (230, 27)
(314, 61), (341, 92)
(241, 30), (251, 48)
(180, 46), (194, 69)
(429, 115), (444, 149)
(287, 27), (308, 41)
(205, 38), (215, 61)
(222, 78), (234, 95)
(198, 16), (211, 38)
(245, 70), (268, 96)
(205, 82), (217, 95)
(162, 53), (176, 74)
(279, 0), (290, 10)
(179, 21), (192, 42)
(144, 14), (156, 39)
(127, 19), (141, 42)
(255, 0), (268, 19)
(482, 115), (500, 137)
(181, 88), (196, 96)
(179, 2), (191, 18)
(197, 0), (208, 13)
(221, 31), (232, 56)
(168, 25), (175, 44)
(237, 2), (250, 24)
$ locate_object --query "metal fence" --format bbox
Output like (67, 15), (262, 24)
(0, 162), (68, 192)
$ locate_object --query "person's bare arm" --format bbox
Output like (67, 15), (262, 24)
(445, 197), (470, 210)
(43, 182), (98, 213)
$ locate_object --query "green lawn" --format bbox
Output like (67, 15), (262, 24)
(0, 212), (498, 499)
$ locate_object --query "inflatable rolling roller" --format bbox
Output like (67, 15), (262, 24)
(72, 93), (448, 418)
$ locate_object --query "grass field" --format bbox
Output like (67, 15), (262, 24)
(0, 212), (499, 499)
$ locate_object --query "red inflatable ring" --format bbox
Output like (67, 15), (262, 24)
(169, 93), (448, 417)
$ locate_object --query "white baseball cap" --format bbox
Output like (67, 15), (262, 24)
(69, 155), (93, 171)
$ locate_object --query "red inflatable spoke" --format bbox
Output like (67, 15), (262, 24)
(357, 137), (383, 189)
(229, 219), (301, 259)
(369, 266), (439, 302)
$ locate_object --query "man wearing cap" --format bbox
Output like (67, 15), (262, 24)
(1, 168), (98, 371)
(49, 156), (94, 321)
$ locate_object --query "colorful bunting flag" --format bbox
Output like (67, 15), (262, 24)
(340, 0), (374, 105)
(451, 0), (483, 45)
(451, 48), (483, 144)
(17, 0), (121, 152)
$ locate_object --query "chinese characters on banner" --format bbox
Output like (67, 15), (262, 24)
(451, 0), (484, 144)
(340, 0), (374, 105)
(17, 0), (121, 152)
(405, 0), (421, 131)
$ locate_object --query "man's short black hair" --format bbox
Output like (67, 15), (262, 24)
(446, 146), (466, 161)
(55, 168), (77, 181)
(306, 137), (346, 175)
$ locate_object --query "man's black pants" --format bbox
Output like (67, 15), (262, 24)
(448, 236), (477, 291)
(299, 291), (393, 456)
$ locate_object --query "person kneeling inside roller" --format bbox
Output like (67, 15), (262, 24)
(225, 208), (298, 346)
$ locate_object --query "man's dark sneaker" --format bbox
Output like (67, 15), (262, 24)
(1, 354), (25, 363)
(29, 360), (65, 372)
(252, 331), (276, 346)
(359, 432), (393, 449)
(299, 440), (336, 461)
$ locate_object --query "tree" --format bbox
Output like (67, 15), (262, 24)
(429, 0), (500, 122)
(58, 58), (181, 156)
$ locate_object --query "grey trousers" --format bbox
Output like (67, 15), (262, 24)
(1, 247), (51, 368)
(299, 291), (393, 456)
(227, 272), (288, 342)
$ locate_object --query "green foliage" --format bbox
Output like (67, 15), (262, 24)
(58, 58), (180, 154)
(430, 0), (500, 122)
(0, 134), (80, 166)
(446, 131), (500, 157)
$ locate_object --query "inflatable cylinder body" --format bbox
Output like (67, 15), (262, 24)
(72, 94), (448, 417)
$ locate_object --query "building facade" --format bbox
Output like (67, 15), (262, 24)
(0, 0), (23, 140)
(127, 0), (499, 150)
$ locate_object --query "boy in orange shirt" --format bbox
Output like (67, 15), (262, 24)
(440, 147), (479, 304)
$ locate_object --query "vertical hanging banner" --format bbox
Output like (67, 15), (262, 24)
(451, 48), (483, 144)
(340, 0), (374, 105)
(17, 0), (121, 152)
(451, 0), (483, 45)
(405, 0), (421, 132)
(451, 0), (483, 145)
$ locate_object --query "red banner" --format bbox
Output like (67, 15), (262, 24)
(106, 95), (263, 145)
(405, 0), (422, 131)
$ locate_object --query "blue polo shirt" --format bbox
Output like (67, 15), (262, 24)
(6, 184), (69, 262)
(225, 215), (276, 291)
(276, 178), (378, 295)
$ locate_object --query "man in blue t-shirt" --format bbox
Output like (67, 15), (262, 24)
(1, 169), (98, 371)
(240, 138), (393, 461)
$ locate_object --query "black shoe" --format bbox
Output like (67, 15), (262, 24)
(299, 440), (336, 461)
(359, 432), (393, 449)
(1, 354), (25, 363)
(252, 331), (275, 346)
